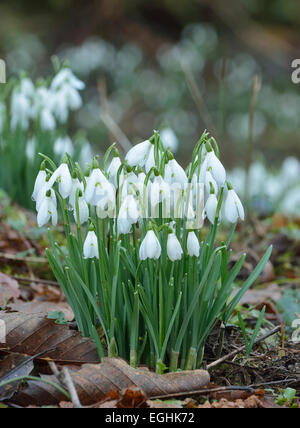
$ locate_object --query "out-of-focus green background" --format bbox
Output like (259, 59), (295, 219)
(0, 0), (300, 169)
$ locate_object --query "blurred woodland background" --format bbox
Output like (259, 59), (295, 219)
(0, 0), (300, 207)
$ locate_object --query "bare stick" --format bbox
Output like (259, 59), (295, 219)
(9, 275), (59, 287)
(207, 325), (281, 370)
(97, 79), (132, 153)
(61, 367), (82, 408)
(49, 362), (82, 408)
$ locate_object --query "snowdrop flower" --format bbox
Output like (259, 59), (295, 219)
(69, 175), (84, 209)
(107, 151), (122, 188)
(32, 162), (47, 201)
(187, 232), (200, 257)
(51, 68), (85, 92)
(37, 190), (57, 227)
(83, 228), (99, 259)
(145, 144), (155, 173)
(204, 170), (218, 197)
(40, 108), (56, 131)
(149, 173), (171, 210)
(164, 157), (188, 185)
(205, 147), (226, 185)
(36, 176), (54, 212)
(125, 140), (153, 168)
(54, 136), (74, 159)
(117, 195), (140, 234)
(20, 77), (35, 98)
(167, 232), (183, 261)
(203, 193), (218, 224)
(85, 163), (115, 209)
(49, 162), (73, 199)
(224, 183), (245, 223)
(160, 128), (179, 152)
(74, 192), (89, 224)
(11, 91), (31, 131)
(51, 91), (69, 123)
(26, 138), (36, 161)
(139, 230), (161, 260)
(79, 142), (94, 167)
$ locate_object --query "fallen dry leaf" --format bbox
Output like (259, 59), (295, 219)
(239, 283), (282, 305)
(9, 300), (74, 321)
(0, 311), (98, 364)
(11, 358), (210, 406)
(0, 273), (20, 306)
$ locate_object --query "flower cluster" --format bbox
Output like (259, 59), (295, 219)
(9, 68), (85, 133)
(0, 65), (92, 209)
(33, 131), (244, 259)
(34, 131), (270, 373)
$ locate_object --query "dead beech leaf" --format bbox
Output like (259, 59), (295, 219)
(9, 300), (74, 321)
(0, 353), (35, 401)
(0, 273), (20, 306)
(12, 358), (210, 406)
(238, 283), (282, 306)
(93, 386), (148, 408)
(0, 311), (98, 364)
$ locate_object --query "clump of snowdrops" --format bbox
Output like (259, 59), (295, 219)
(0, 62), (92, 208)
(33, 130), (271, 373)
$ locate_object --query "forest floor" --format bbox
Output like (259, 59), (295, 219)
(0, 190), (299, 408)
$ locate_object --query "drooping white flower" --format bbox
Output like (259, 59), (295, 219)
(53, 136), (74, 159)
(203, 193), (218, 224)
(49, 162), (73, 199)
(74, 195), (89, 224)
(125, 140), (153, 168)
(20, 77), (35, 98)
(36, 180), (55, 212)
(160, 128), (179, 152)
(164, 158), (188, 185)
(107, 153), (122, 188)
(187, 232), (200, 257)
(32, 165), (47, 201)
(69, 177), (84, 209)
(167, 232), (183, 261)
(40, 108), (56, 131)
(83, 230), (99, 259)
(85, 167), (115, 210)
(205, 150), (226, 185)
(117, 195), (140, 234)
(149, 174), (171, 209)
(37, 190), (57, 227)
(51, 68), (85, 92)
(145, 144), (156, 173)
(11, 91), (31, 131)
(224, 186), (245, 223)
(204, 170), (218, 197)
(26, 138), (36, 161)
(139, 230), (161, 260)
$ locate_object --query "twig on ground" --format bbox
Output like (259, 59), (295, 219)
(9, 275), (59, 287)
(49, 361), (82, 408)
(207, 325), (281, 370)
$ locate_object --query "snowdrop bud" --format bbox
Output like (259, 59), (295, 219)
(32, 162), (47, 201)
(83, 228), (99, 259)
(74, 192), (89, 225)
(205, 143), (226, 185)
(139, 230), (161, 261)
(125, 140), (153, 168)
(204, 193), (218, 224)
(224, 183), (245, 223)
(187, 232), (200, 257)
(37, 189), (58, 227)
(167, 232), (183, 261)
